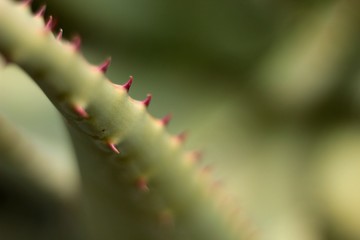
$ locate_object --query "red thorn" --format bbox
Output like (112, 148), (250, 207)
(73, 105), (89, 118)
(123, 76), (133, 92)
(191, 150), (203, 162)
(22, 0), (32, 7)
(142, 94), (152, 107)
(71, 35), (81, 51)
(56, 29), (63, 40)
(202, 165), (213, 174)
(176, 131), (188, 143)
(136, 177), (149, 192)
(35, 5), (46, 17)
(45, 15), (56, 31)
(98, 57), (111, 73)
(185, 151), (203, 166)
(107, 142), (120, 154)
(160, 113), (172, 126)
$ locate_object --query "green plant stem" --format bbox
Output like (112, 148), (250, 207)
(0, 1), (251, 239)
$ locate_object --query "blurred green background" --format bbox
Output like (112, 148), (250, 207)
(1, 0), (360, 239)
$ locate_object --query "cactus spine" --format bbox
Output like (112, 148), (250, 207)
(0, 0), (253, 239)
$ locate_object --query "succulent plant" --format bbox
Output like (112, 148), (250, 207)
(0, 0), (256, 239)
(2, 0), (360, 240)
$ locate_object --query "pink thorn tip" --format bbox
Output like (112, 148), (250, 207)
(45, 15), (56, 31)
(73, 105), (89, 118)
(22, 0), (32, 6)
(122, 76), (133, 92)
(142, 94), (152, 107)
(56, 29), (63, 40)
(202, 165), (212, 173)
(160, 114), (172, 126)
(71, 35), (81, 51)
(136, 177), (149, 192)
(35, 5), (46, 17)
(176, 131), (188, 143)
(107, 142), (120, 154)
(98, 57), (111, 73)
(191, 151), (203, 161)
